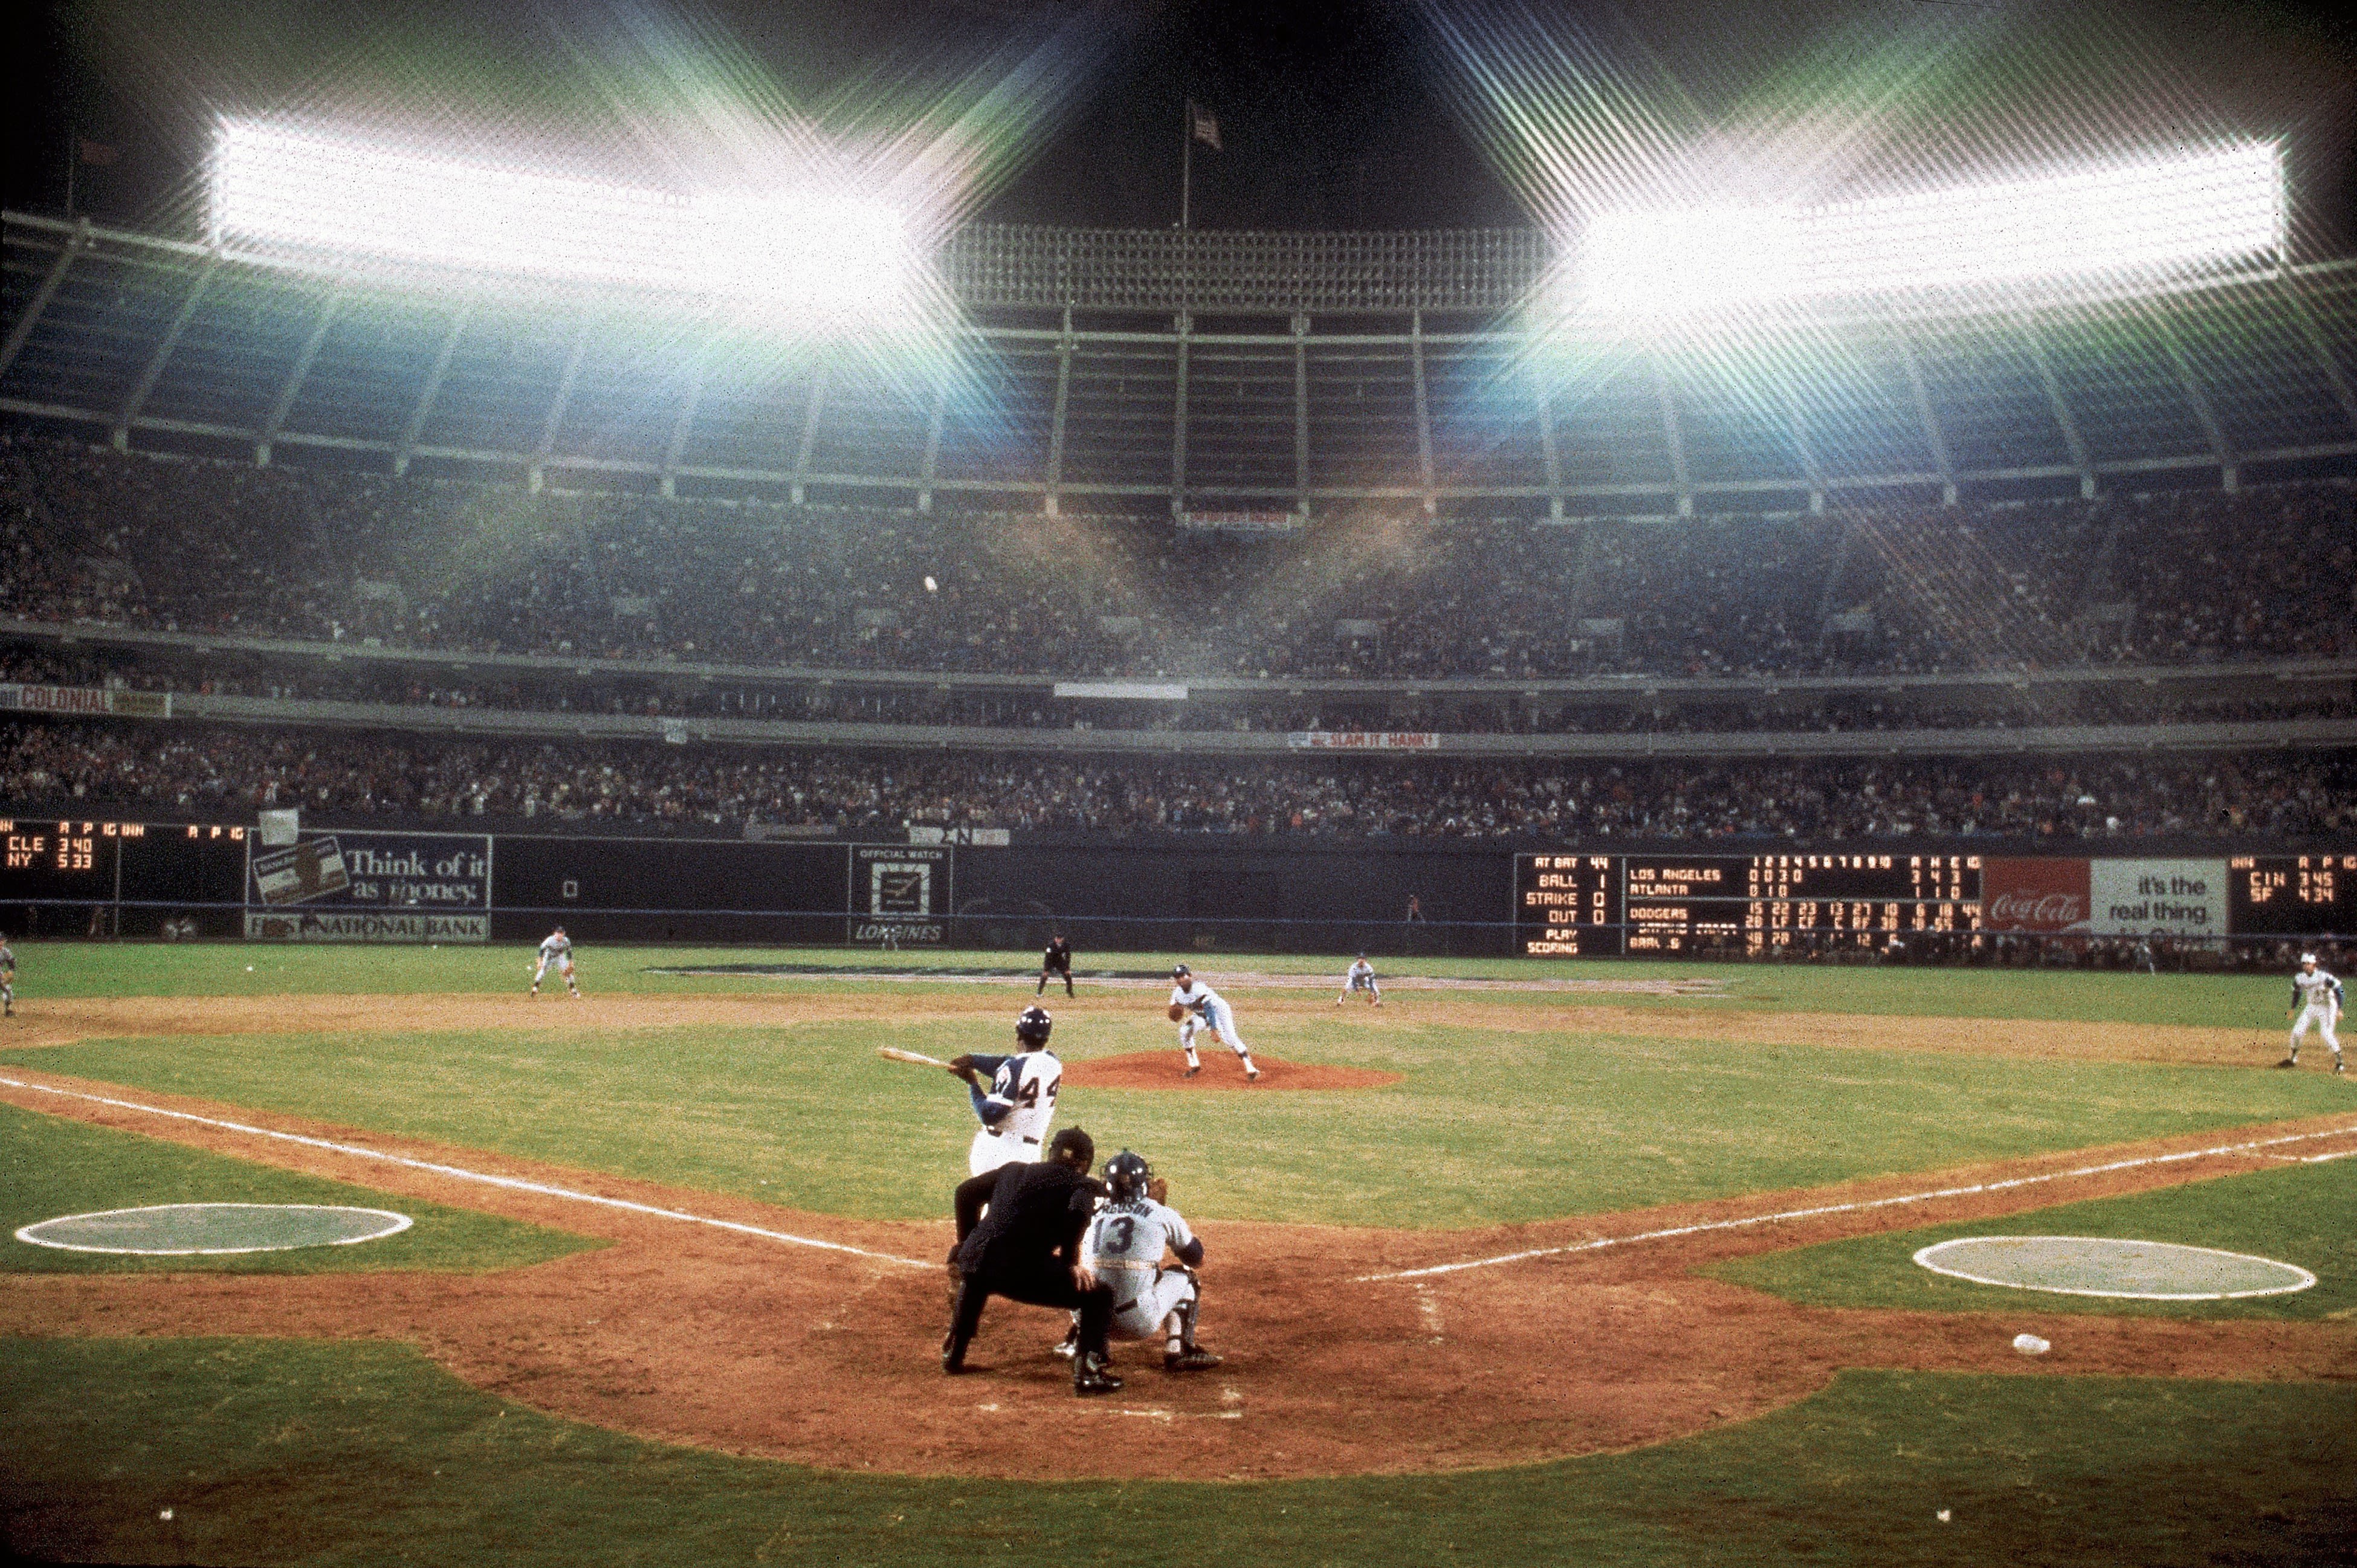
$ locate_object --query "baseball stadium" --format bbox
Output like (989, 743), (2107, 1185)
(2, 0), (2354, 1563)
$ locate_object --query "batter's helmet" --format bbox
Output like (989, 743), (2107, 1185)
(1015, 1004), (1054, 1045)
(1172, 963), (1192, 980)
(1104, 1149), (1152, 1204)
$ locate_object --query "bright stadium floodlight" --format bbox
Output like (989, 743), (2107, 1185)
(209, 119), (922, 323)
(1580, 143), (2284, 317)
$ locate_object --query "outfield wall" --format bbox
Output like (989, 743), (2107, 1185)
(2, 812), (2350, 959)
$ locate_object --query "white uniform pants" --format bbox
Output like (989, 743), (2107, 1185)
(1102, 1265), (1196, 1341)
(2290, 1004), (2341, 1052)
(968, 1125), (1043, 1177)
(534, 954), (574, 983)
(1191, 1004), (1247, 1055)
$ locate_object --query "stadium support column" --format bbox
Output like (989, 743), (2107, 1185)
(257, 282), (344, 468)
(790, 369), (829, 506)
(659, 368), (703, 499)
(1411, 310), (1437, 517)
(918, 376), (947, 515)
(531, 325), (589, 495)
(1895, 334), (1956, 506)
(1171, 312), (1191, 518)
(1293, 313), (1310, 520)
(0, 218), (89, 385)
(1536, 388), (1565, 522)
(393, 300), (474, 478)
(1647, 353), (1692, 518)
(2152, 314), (2237, 492)
(2017, 315), (2095, 499)
(2277, 277), (2357, 437)
(1045, 306), (1073, 518)
(114, 254), (221, 453)
(1777, 379), (1826, 515)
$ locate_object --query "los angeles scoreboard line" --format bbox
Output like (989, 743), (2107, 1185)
(1516, 853), (1983, 957)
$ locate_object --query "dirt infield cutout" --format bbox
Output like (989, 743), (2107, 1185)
(16, 1202), (413, 1256)
(1912, 1235), (2318, 1302)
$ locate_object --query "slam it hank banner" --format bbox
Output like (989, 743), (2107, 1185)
(245, 830), (491, 943)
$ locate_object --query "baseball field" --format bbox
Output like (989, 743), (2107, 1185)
(1, 943), (2351, 1566)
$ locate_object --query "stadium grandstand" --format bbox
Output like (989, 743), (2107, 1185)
(2, 2), (2353, 963)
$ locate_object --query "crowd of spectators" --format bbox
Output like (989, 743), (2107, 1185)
(6, 718), (2350, 840)
(9, 641), (2350, 737)
(4, 434), (2350, 686)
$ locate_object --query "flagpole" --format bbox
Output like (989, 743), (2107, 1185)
(1180, 98), (1192, 232)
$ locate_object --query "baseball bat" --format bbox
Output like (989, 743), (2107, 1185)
(876, 1046), (954, 1070)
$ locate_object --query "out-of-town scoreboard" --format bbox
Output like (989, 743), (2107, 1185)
(2227, 854), (2357, 936)
(0, 819), (249, 906)
(1516, 853), (1982, 955)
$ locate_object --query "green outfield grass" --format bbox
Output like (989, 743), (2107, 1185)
(0, 939), (2321, 1030)
(0, 1102), (599, 1276)
(1710, 1155), (2357, 1322)
(7, 1011), (2347, 1229)
(2, 1337), (2347, 1568)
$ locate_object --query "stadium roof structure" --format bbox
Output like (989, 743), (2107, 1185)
(4, 210), (2354, 516)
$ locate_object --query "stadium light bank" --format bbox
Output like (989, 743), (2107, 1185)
(1574, 143), (2285, 322)
(208, 119), (928, 331)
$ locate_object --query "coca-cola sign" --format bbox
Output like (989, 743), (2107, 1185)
(1982, 859), (2091, 932)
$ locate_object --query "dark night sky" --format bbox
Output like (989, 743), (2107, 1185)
(7, 0), (2352, 247)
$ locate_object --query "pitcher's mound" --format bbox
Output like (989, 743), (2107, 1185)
(1064, 1053), (1401, 1091)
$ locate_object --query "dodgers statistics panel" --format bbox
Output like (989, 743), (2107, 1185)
(1516, 853), (1982, 956)
(2228, 854), (2357, 935)
(0, 818), (250, 906)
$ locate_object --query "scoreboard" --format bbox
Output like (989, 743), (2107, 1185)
(1517, 853), (1981, 956)
(2228, 854), (2357, 935)
(1, 818), (249, 911)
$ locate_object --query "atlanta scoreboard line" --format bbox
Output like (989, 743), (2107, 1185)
(1515, 853), (1982, 956)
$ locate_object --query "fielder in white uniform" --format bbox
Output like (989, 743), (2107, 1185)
(1081, 1150), (1221, 1372)
(531, 927), (580, 998)
(2284, 953), (2345, 1073)
(1, 938), (16, 1018)
(950, 1005), (1064, 1175)
(1337, 955), (1382, 1008)
(1171, 964), (1258, 1080)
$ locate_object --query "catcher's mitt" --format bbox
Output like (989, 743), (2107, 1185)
(1167, 1002), (1186, 1022)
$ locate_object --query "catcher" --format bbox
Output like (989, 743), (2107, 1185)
(1078, 1150), (1221, 1372)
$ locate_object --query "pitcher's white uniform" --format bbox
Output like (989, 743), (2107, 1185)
(1337, 958), (1381, 1007)
(966, 1049), (1063, 1175)
(1171, 967), (1258, 1080)
(531, 929), (579, 997)
(2287, 957), (2344, 1069)
(1082, 1198), (1200, 1341)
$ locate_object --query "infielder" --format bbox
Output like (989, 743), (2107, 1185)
(1336, 953), (1382, 1008)
(1169, 964), (1258, 1080)
(949, 1005), (1064, 1175)
(1, 937), (15, 1018)
(531, 926), (580, 998)
(1082, 1150), (1221, 1372)
(1038, 934), (1075, 998)
(2283, 952), (2345, 1073)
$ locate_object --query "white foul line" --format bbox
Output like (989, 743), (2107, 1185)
(0, 1074), (935, 1271)
(1358, 1121), (2357, 1282)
